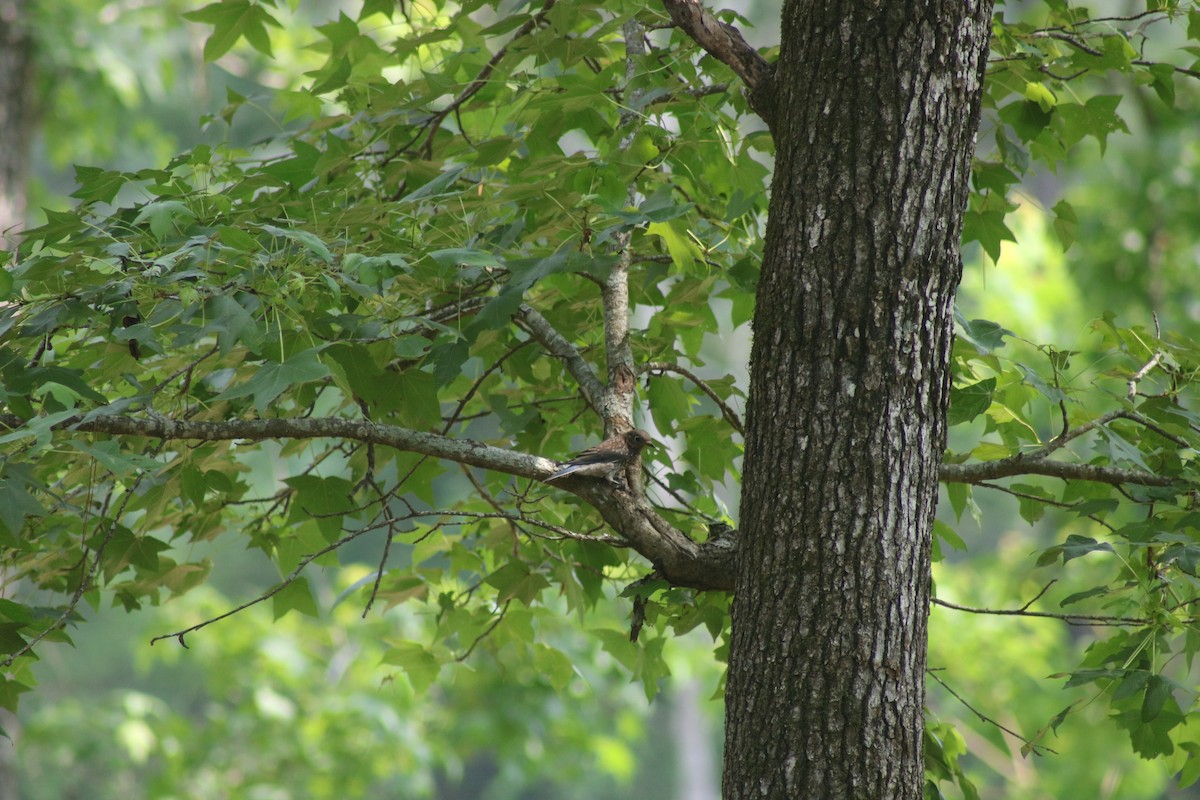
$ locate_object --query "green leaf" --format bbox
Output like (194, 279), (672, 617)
(260, 224), (333, 264)
(216, 349), (330, 412)
(399, 166), (466, 203)
(1055, 95), (1127, 154)
(1023, 81), (1057, 112)
(1051, 199), (1078, 251)
(998, 100), (1052, 143)
(647, 375), (695, 434)
(382, 641), (442, 694)
(485, 562), (550, 605)
(272, 577), (319, 620)
(962, 209), (1016, 262)
(954, 312), (1012, 354)
(647, 220), (704, 273)
(0, 622), (27, 655)
(1148, 62), (1176, 107)
(184, 0), (278, 61)
(534, 643), (575, 690)
(132, 200), (197, 241)
(947, 378), (995, 426)
(394, 369), (441, 430)
(70, 166), (129, 204)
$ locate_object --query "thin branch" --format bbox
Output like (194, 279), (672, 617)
(940, 458), (1176, 488)
(1129, 352), (1164, 400)
(927, 669), (1057, 756)
(642, 361), (744, 435)
(361, 527), (396, 619)
(974, 481), (1116, 531)
(441, 339), (534, 434)
(151, 523), (376, 647)
(1, 446), (160, 668)
(931, 596), (1150, 627)
(942, 408), (1193, 488)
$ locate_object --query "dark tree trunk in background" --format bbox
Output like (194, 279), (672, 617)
(0, 3), (32, 797)
(0, 0), (34, 249)
(725, 3), (993, 798)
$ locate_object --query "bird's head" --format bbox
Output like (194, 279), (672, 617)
(623, 428), (656, 453)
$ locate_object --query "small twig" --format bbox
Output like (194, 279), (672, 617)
(151, 524), (376, 646)
(974, 482), (1117, 531)
(441, 339), (534, 434)
(455, 601), (511, 661)
(1129, 352), (1164, 400)
(362, 527), (396, 619)
(642, 362), (745, 435)
(927, 669), (1057, 756)
(931, 596), (1149, 626)
(1019, 580), (1057, 612)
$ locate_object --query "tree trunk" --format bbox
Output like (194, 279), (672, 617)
(0, 0), (34, 249)
(724, 3), (993, 798)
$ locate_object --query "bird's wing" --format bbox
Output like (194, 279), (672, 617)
(561, 445), (624, 466)
(545, 446), (625, 481)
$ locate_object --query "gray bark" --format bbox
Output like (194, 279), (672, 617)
(723, 3), (994, 798)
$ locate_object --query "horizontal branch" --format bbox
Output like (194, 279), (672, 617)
(942, 407), (1194, 489)
(939, 457), (1177, 487)
(1, 410), (735, 590)
(0, 412), (556, 478)
(932, 597), (1150, 627)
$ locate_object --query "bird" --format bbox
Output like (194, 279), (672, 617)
(544, 429), (656, 488)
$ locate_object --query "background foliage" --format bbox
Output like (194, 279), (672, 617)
(6, 1), (1200, 798)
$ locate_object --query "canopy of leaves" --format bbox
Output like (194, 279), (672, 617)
(6, 1), (1200, 797)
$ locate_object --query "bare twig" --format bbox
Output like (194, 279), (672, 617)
(927, 669), (1057, 756)
(931, 596), (1149, 627)
(642, 361), (745, 435)
(455, 601), (511, 661)
(1129, 352), (1164, 400)
(150, 524), (374, 647)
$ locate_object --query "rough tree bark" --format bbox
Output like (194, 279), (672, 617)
(724, 3), (994, 798)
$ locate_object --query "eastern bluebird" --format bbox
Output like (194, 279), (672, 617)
(545, 429), (656, 487)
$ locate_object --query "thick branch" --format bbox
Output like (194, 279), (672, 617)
(559, 477), (736, 590)
(514, 303), (605, 413)
(0, 412), (557, 478)
(598, 20), (646, 437)
(660, 0), (775, 124)
(1, 411), (735, 590)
